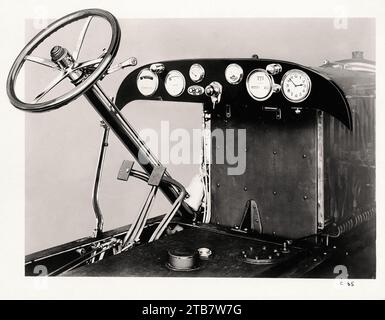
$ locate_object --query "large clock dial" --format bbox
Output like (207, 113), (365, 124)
(281, 69), (311, 103)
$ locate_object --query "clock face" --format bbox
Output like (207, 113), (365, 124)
(281, 69), (312, 103)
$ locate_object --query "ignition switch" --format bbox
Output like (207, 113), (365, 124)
(205, 81), (222, 105)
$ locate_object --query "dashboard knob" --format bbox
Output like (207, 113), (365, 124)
(266, 63), (282, 75)
(205, 82), (221, 96)
(205, 85), (214, 97)
(205, 81), (222, 104)
(149, 63), (165, 74)
(272, 83), (281, 93)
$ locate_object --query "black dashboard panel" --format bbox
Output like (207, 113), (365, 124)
(115, 58), (352, 129)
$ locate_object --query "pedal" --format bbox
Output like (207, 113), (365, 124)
(117, 160), (134, 181)
(147, 166), (166, 187)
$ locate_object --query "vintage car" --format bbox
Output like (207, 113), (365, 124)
(7, 9), (375, 277)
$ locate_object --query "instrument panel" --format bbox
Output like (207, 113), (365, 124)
(116, 58), (352, 129)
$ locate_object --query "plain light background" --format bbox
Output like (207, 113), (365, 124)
(24, 17), (375, 254)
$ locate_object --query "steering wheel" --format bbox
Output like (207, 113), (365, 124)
(6, 8), (121, 112)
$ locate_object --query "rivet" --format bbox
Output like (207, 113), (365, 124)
(273, 191), (277, 195)
(216, 183), (220, 187)
(302, 154), (307, 158)
(273, 151), (277, 155)
(244, 187), (248, 191)
(303, 195), (308, 200)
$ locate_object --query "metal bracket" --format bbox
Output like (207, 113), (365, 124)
(263, 106), (281, 120)
(225, 104), (232, 118)
(240, 199), (263, 234)
(117, 160), (134, 181)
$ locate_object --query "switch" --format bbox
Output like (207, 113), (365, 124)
(150, 63), (165, 74)
(266, 63), (282, 75)
(205, 81), (222, 105)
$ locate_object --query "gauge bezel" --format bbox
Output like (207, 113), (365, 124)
(280, 69), (312, 103)
(189, 63), (205, 83)
(165, 70), (186, 97)
(136, 68), (159, 97)
(225, 63), (244, 85)
(246, 68), (274, 101)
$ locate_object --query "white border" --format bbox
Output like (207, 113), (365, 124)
(0, 0), (384, 300)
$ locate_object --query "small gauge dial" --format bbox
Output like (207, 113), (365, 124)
(225, 63), (243, 85)
(165, 70), (186, 97)
(189, 64), (205, 83)
(137, 69), (159, 96)
(246, 69), (273, 101)
(281, 69), (312, 103)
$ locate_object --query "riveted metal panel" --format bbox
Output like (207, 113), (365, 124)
(210, 108), (318, 239)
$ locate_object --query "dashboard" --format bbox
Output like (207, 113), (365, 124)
(115, 58), (352, 129)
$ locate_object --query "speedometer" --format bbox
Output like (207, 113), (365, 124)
(246, 69), (273, 101)
(137, 69), (159, 96)
(165, 70), (186, 97)
(281, 69), (311, 103)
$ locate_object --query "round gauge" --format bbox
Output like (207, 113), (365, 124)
(225, 63), (243, 85)
(137, 69), (159, 96)
(281, 69), (312, 103)
(246, 69), (273, 101)
(189, 64), (205, 83)
(165, 70), (186, 97)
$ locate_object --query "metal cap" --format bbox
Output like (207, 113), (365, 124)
(50, 46), (66, 62)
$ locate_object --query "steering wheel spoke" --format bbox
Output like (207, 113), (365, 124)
(33, 71), (69, 103)
(24, 55), (60, 70)
(74, 57), (103, 71)
(73, 16), (93, 61)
